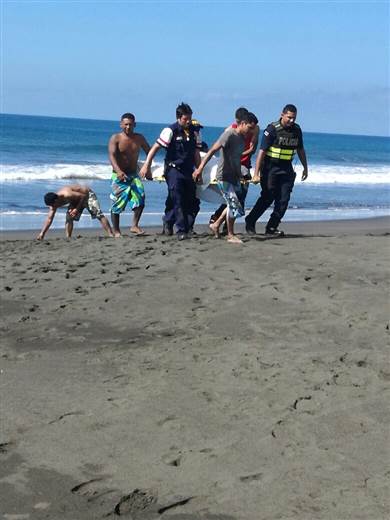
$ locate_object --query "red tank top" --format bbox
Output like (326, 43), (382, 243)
(231, 123), (253, 167)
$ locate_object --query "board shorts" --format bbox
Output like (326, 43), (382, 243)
(217, 181), (245, 219)
(66, 190), (104, 222)
(110, 171), (145, 214)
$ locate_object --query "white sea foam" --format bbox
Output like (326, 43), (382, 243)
(0, 162), (389, 184)
(0, 161), (154, 182)
(1, 207), (389, 231)
(300, 165), (390, 185)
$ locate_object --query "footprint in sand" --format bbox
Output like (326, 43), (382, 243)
(0, 441), (14, 454)
(239, 473), (263, 483)
(49, 410), (85, 424)
(162, 453), (182, 467)
(71, 478), (117, 503)
(114, 488), (157, 515)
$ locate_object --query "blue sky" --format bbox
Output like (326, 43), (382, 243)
(2, 0), (389, 135)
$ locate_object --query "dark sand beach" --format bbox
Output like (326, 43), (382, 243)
(1, 218), (389, 520)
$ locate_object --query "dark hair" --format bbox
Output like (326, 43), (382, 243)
(200, 141), (209, 153)
(176, 102), (193, 119)
(44, 192), (59, 206)
(282, 104), (297, 114)
(235, 107), (249, 120)
(236, 112), (251, 124)
(121, 113), (135, 121)
(247, 112), (258, 125)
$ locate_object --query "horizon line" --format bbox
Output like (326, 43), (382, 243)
(1, 112), (389, 139)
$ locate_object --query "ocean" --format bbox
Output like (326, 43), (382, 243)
(1, 113), (389, 231)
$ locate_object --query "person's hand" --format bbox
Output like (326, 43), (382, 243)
(117, 171), (127, 182)
(301, 168), (308, 181)
(68, 208), (79, 219)
(192, 168), (203, 184)
(247, 142), (255, 154)
(139, 165), (149, 179)
(252, 174), (261, 184)
(142, 166), (153, 180)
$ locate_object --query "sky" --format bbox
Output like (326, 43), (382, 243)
(2, 0), (390, 136)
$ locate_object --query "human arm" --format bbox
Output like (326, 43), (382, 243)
(194, 148), (201, 169)
(252, 125), (274, 183)
(67, 186), (89, 218)
(140, 136), (153, 180)
(141, 136), (151, 156)
(297, 147), (308, 181)
(36, 207), (57, 240)
(252, 149), (267, 183)
(108, 135), (127, 181)
(139, 142), (162, 179)
(241, 125), (259, 158)
(193, 129), (202, 169)
(192, 140), (223, 182)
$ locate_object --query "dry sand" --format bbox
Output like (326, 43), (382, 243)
(1, 218), (389, 520)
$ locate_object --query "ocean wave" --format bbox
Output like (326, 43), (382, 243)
(0, 162), (389, 184)
(0, 161), (158, 182)
(303, 165), (390, 184)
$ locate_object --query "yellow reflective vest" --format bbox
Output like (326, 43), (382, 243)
(265, 121), (301, 162)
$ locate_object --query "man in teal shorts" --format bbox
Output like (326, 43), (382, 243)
(108, 113), (151, 237)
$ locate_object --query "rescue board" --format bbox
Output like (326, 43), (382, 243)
(137, 157), (252, 205)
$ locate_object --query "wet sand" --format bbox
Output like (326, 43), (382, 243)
(1, 217), (389, 519)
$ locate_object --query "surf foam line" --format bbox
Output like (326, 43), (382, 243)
(1, 207), (389, 232)
(1, 162), (389, 184)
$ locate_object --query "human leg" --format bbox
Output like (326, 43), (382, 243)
(110, 174), (131, 237)
(266, 171), (296, 233)
(65, 220), (73, 238)
(165, 169), (188, 235)
(217, 182), (244, 243)
(111, 213), (121, 237)
(98, 216), (114, 237)
(226, 217), (242, 243)
(209, 204), (227, 224)
(85, 190), (113, 237)
(65, 206), (82, 238)
(130, 207), (145, 235)
(183, 176), (198, 233)
(127, 176), (146, 235)
(209, 206), (227, 238)
(163, 191), (174, 234)
(245, 170), (274, 232)
(189, 195), (200, 234)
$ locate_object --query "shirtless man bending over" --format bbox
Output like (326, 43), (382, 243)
(108, 113), (151, 237)
(37, 185), (113, 240)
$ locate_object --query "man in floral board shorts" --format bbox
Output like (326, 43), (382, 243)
(108, 113), (151, 237)
(193, 111), (253, 244)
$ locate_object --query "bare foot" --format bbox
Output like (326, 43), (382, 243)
(227, 235), (243, 244)
(209, 222), (220, 238)
(130, 226), (145, 236)
(114, 232), (122, 238)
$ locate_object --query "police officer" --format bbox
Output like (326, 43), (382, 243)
(245, 104), (308, 235)
(140, 103), (202, 240)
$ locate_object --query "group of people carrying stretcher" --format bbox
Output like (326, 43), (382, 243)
(37, 103), (308, 244)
